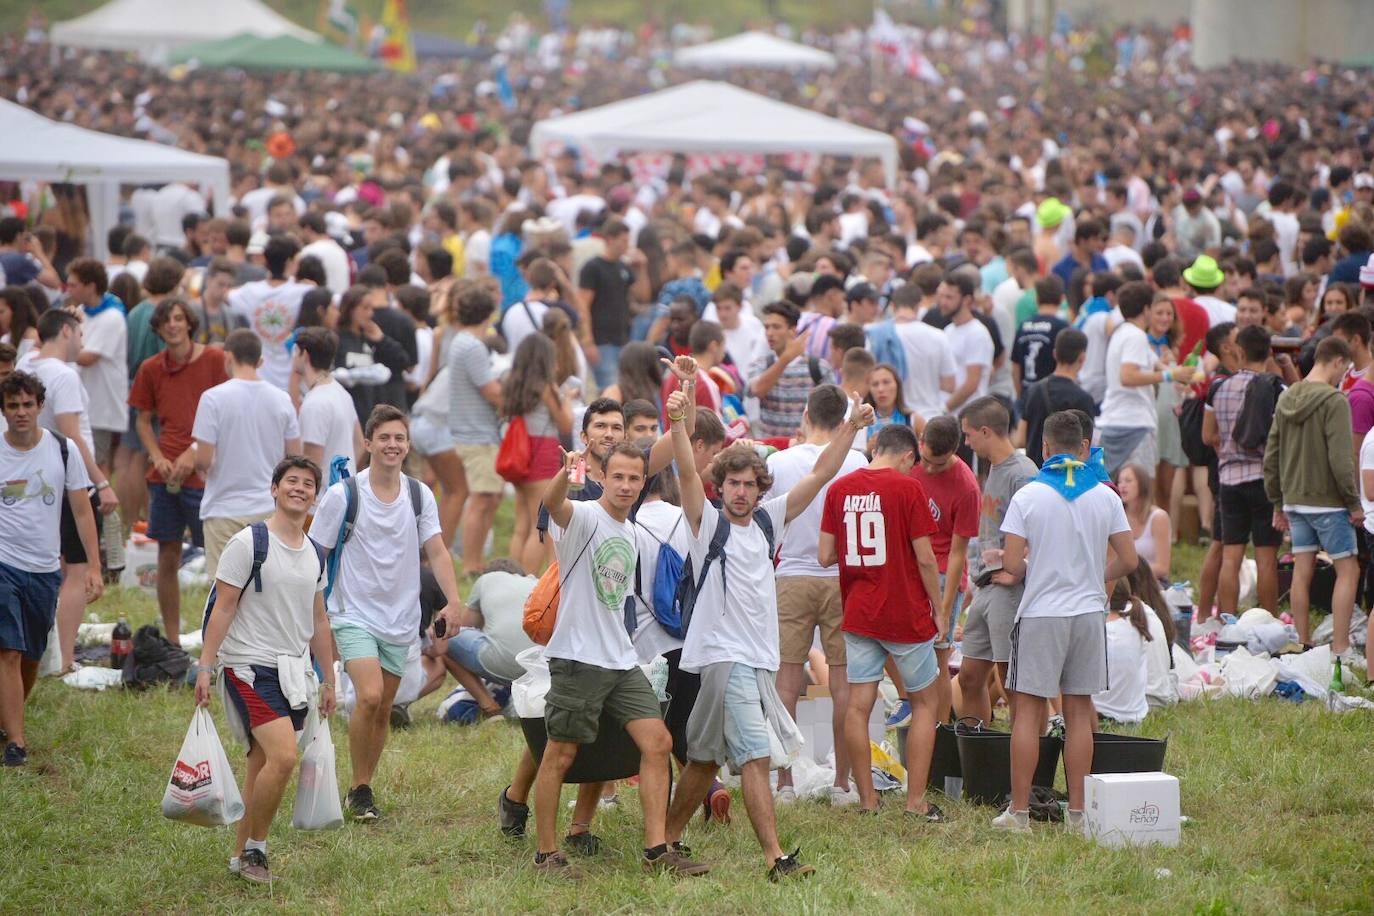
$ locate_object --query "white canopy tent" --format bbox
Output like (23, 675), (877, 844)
(51, 0), (318, 58)
(0, 100), (231, 260)
(674, 31), (837, 71)
(529, 81), (898, 185)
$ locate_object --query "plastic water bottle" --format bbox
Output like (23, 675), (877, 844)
(110, 619), (132, 669)
(102, 507), (125, 578)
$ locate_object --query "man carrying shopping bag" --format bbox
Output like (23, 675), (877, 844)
(195, 456), (337, 884)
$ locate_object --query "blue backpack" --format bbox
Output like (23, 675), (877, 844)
(634, 515), (690, 638)
(642, 509), (775, 639)
(202, 522), (326, 637)
(866, 319), (908, 379)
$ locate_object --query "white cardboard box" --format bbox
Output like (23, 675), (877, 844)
(1085, 772), (1181, 848)
(794, 694), (884, 764)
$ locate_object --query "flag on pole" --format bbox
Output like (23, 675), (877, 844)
(376, 0), (415, 72)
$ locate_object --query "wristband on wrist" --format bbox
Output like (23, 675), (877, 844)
(1162, 368), (1173, 383)
(667, 411), (687, 423)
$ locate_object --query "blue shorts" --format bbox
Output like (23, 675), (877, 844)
(445, 628), (511, 685)
(933, 572), (966, 651)
(223, 664), (308, 738)
(0, 561), (62, 661)
(722, 663), (771, 769)
(1288, 510), (1357, 560)
(147, 483), (205, 546)
(844, 632), (939, 693)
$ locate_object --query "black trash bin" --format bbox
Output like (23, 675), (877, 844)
(956, 723), (1062, 806)
(521, 702), (669, 784)
(1089, 732), (1168, 774)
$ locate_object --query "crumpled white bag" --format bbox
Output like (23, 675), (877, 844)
(511, 646), (550, 719)
(1311, 608), (1369, 649)
(1274, 645), (1358, 700)
(161, 708), (244, 827)
(62, 666), (125, 690)
(293, 708), (344, 830)
(1218, 646), (1279, 699)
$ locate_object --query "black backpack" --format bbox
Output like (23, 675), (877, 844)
(122, 624), (192, 688)
(1178, 376), (1227, 467)
(1232, 372), (1284, 452)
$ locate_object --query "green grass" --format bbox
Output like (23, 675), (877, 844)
(5, 532), (1374, 913)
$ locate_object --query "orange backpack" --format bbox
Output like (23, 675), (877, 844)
(522, 560), (562, 645)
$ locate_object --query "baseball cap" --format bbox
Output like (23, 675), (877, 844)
(246, 231), (269, 256)
(1355, 173), (1374, 190)
(1181, 187), (1203, 205)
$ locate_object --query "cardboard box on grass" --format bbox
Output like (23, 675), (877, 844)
(796, 685), (884, 764)
(1085, 772), (1181, 848)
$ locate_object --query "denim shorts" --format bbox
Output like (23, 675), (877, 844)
(1288, 509), (1358, 560)
(445, 628), (510, 685)
(844, 632), (939, 693)
(332, 622), (410, 677)
(722, 663), (772, 768)
(146, 482), (205, 546)
(0, 561), (62, 661)
(933, 572), (966, 651)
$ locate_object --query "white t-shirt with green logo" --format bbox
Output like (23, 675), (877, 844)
(546, 499), (639, 670)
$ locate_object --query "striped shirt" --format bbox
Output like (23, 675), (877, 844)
(447, 331), (500, 445)
(758, 353), (824, 439)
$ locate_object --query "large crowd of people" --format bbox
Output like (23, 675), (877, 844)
(2, 9), (1374, 885)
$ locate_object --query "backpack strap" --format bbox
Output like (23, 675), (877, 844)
(54, 432), (69, 480)
(248, 522), (270, 593)
(807, 354), (824, 385)
(406, 475), (423, 520)
(696, 512), (734, 595)
(753, 508), (776, 558)
(339, 476), (360, 547)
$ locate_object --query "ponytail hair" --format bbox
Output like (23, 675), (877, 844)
(1126, 558), (1174, 645)
(1109, 579), (1152, 641)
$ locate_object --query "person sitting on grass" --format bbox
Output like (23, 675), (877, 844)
(1093, 579), (1153, 726)
(195, 456), (337, 884)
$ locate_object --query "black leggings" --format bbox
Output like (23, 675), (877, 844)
(662, 649), (700, 766)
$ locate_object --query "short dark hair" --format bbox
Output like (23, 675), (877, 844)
(827, 323), (866, 352)
(66, 258), (108, 296)
(1315, 335), (1352, 366)
(1117, 281), (1154, 320)
(151, 297), (200, 339)
(707, 442), (773, 494)
(271, 455), (321, 490)
(1205, 321), (1237, 358)
(686, 406), (723, 446)
(960, 395), (1010, 437)
(122, 233), (151, 258)
(375, 248), (411, 287)
(143, 257), (185, 296)
(1092, 272), (1123, 298)
(688, 320), (725, 355)
(264, 235), (300, 280)
(224, 328), (262, 365)
(873, 422), (919, 458)
(365, 403), (410, 439)
(601, 440), (647, 475)
(1331, 311), (1372, 347)
(942, 271), (976, 299)
(921, 415), (961, 456)
(805, 384), (849, 431)
(454, 281), (496, 327)
(0, 369), (45, 407)
(36, 309), (80, 343)
(1054, 327), (1088, 364)
(622, 398), (658, 428)
(1151, 257), (1181, 288)
(294, 327), (338, 371)
(0, 341), (15, 366)
(911, 262), (944, 296)
(1236, 325), (1272, 363)
(712, 281), (743, 306)
(1043, 411), (1086, 455)
(582, 397), (624, 433)
(1034, 275), (1064, 307)
(425, 246), (453, 281)
(761, 300), (800, 327)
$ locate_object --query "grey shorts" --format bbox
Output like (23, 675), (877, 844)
(1006, 612), (1108, 699)
(961, 583), (1022, 663)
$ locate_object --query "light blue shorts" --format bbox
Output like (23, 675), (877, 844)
(933, 572), (966, 651)
(844, 632), (938, 693)
(445, 628), (511, 685)
(1288, 510), (1357, 560)
(333, 623), (409, 678)
(722, 663), (771, 769)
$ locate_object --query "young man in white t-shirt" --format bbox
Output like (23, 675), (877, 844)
(65, 258), (128, 475)
(227, 235), (311, 390)
(765, 386), (868, 805)
(0, 370), (99, 768)
(195, 456), (337, 884)
(939, 274), (995, 412)
(663, 379), (875, 883)
(193, 330), (302, 579)
(1098, 282), (1196, 477)
(313, 406), (459, 822)
(292, 328), (363, 481)
(702, 282), (768, 384)
(525, 437), (707, 879)
(889, 286), (957, 422)
(993, 411), (1137, 834)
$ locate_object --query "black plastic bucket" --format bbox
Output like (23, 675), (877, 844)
(895, 719), (968, 795)
(1089, 732), (1168, 774)
(521, 708), (653, 784)
(956, 724), (1062, 806)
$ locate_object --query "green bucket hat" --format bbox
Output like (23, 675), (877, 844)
(1183, 255), (1225, 290)
(1036, 197), (1072, 229)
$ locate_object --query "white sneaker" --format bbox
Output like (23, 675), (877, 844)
(991, 807), (1031, 833)
(1065, 809), (1087, 837)
(1338, 647), (1368, 675)
(598, 793), (620, 809)
(828, 786), (859, 807)
(774, 786), (797, 805)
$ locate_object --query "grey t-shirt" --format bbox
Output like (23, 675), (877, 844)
(968, 452), (1039, 582)
(468, 571), (538, 682)
(447, 330), (500, 445)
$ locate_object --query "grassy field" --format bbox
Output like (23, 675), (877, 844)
(4, 530), (1374, 913)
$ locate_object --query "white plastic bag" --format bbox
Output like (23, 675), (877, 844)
(161, 708), (244, 827)
(293, 709), (343, 830)
(37, 621), (62, 677)
(511, 646), (550, 719)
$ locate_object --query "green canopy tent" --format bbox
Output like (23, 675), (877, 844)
(171, 33), (379, 72)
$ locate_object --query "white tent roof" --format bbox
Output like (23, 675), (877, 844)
(529, 81), (897, 185)
(0, 100), (231, 259)
(51, 0), (317, 55)
(674, 31), (837, 71)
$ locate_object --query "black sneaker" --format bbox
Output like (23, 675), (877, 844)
(390, 703), (412, 729)
(2, 742), (27, 767)
(533, 850), (581, 879)
(905, 802), (946, 823)
(564, 831), (603, 856)
(767, 848), (815, 883)
(346, 784), (380, 821)
(498, 786), (530, 838)
(238, 848), (272, 884)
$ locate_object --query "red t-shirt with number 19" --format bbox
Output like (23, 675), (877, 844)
(821, 467), (939, 644)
